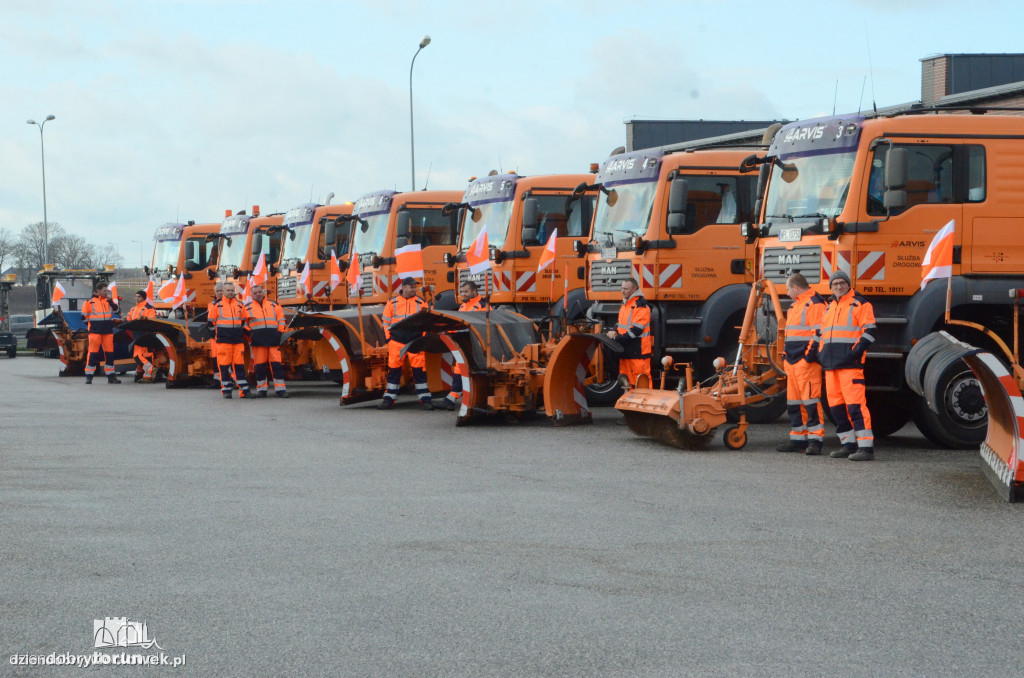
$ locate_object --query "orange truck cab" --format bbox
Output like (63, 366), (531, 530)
(582, 147), (761, 405)
(148, 221), (221, 317)
(276, 201), (355, 310)
(349, 189), (463, 308)
(446, 172), (597, 321)
(746, 111), (1024, 446)
(212, 207), (285, 300)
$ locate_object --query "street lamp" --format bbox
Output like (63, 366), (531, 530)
(130, 240), (145, 268)
(26, 114), (56, 267)
(409, 35), (431, 191)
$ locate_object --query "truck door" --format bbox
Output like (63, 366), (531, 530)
(961, 142), (1024, 275)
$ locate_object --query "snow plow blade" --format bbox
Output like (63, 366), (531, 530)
(543, 333), (619, 425)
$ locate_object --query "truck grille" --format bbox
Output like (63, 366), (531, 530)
(277, 276), (297, 299)
(360, 272), (374, 296)
(761, 246), (822, 284)
(459, 269), (492, 292)
(589, 259), (632, 292)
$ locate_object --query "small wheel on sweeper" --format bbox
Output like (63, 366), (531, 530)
(722, 425), (747, 450)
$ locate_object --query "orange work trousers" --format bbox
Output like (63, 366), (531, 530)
(784, 359), (825, 449)
(825, 368), (873, 451)
(86, 334), (115, 376)
(619, 358), (651, 388)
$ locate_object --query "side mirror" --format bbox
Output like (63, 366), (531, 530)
(396, 211), (411, 239)
(667, 177), (689, 234)
(324, 220), (336, 243)
(522, 198), (539, 230)
(883, 147), (908, 211)
(396, 236), (409, 249)
(521, 228), (538, 246)
(184, 241), (196, 260)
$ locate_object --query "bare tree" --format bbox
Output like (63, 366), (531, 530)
(14, 221), (67, 276)
(93, 243), (124, 268)
(0, 227), (16, 274)
(50, 234), (96, 270)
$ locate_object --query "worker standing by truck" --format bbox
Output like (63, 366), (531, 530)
(777, 273), (826, 455)
(606, 278), (652, 388)
(126, 290), (157, 382)
(206, 283), (224, 389)
(818, 271), (876, 461)
(379, 277), (432, 410)
(246, 284), (288, 398)
(441, 281), (491, 410)
(82, 282), (121, 384)
(208, 282), (251, 399)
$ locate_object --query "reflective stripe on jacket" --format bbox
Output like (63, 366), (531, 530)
(245, 298), (285, 347)
(615, 292), (652, 359)
(784, 289), (826, 365)
(818, 290), (876, 370)
(126, 301), (156, 322)
(383, 294), (427, 344)
(82, 295), (116, 334)
(208, 297), (249, 344)
(458, 295), (490, 312)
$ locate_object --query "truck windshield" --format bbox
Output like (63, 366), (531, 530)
(151, 239), (180, 269)
(459, 199), (514, 251)
(592, 180), (657, 246)
(218, 235), (249, 270)
(763, 150), (856, 233)
(352, 213), (389, 256)
(280, 223), (312, 262)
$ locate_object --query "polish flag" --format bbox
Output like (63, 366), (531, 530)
(466, 226), (491, 274)
(347, 251), (361, 296)
(170, 274), (188, 309)
(108, 281), (119, 302)
(51, 281), (66, 307)
(921, 219), (955, 290)
(251, 252), (267, 286)
(158, 277), (177, 302)
(145, 278), (155, 307)
(241, 277), (253, 304)
(329, 251), (343, 291)
(395, 243), (424, 279)
(537, 233), (557, 272)
(298, 261), (312, 296)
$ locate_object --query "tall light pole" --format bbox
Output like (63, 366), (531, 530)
(26, 114), (56, 267)
(409, 35), (431, 191)
(130, 240), (145, 268)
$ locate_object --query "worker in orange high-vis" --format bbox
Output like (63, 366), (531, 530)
(606, 278), (652, 388)
(379, 277), (432, 410)
(206, 283), (224, 389)
(207, 282), (251, 399)
(81, 281), (121, 384)
(818, 270), (876, 461)
(777, 273), (827, 455)
(125, 290), (157, 382)
(441, 280), (490, 410)
(246, 284), (288, 398)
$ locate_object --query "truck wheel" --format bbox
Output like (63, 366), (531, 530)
(585, 378), (624, 407)
(914, 346), (988, 448)
(904, 332), (952, 397)
(865, 391), (914, 438)
(7, 347), (16, 358)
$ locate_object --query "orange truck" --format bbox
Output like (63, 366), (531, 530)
(745, 111), (1024, 447)
(349, 189), (464, 308)
(275, 200), (355, 309)
(211, 207), (285, 300)
(148, 221), (221, 315)
(446, 171), (597, 321)
(581, 147), (770, 414)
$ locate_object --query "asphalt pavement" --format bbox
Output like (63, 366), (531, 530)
(2, 356), (1022, 677)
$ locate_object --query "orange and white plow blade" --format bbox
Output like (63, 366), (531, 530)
(962, 351), (1024, 502)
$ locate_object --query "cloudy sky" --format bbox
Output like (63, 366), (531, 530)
(3, 0), (1023, 266)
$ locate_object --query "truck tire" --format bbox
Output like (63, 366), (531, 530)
(904, 332), (951, 397)
(7, 346), (15, 358)
(585, 378), (624, 407)
(726, 388), (787, 424)
(865, 391), (914, 438)
(914, 345), (988, 448)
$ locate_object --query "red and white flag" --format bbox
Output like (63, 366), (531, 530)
(145, 277), (155, 307)
(921, 219), (955, 290)
(170, 274), (188, 309)
(158, 277), (177, 302)
(108, 280), (119, 302)
(466, 226), (491, 274)
(537, 233), (557, 272)
(347, 251), (361, 296)
(298, 261), (311, 296)
(329, 252), (343, 291)
(241, 278), (253, 304)
(51, 281), (66, 307)
(251, 251), (267, 286)
(395, 243), (424, 279)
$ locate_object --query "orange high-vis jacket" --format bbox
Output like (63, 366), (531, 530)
(383, 294), (427, 343)
(458, 295), (490, 312)
(783, 289), (826, 365)
(126, 301), (156, 321)
(208, 296), (249, 344)
(245, 297), (285, 347)
(615, 292), (652, 358)
(81, 295), (116, 334)
(817, 290), (876, 370)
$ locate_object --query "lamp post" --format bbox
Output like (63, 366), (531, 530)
(26, 115), (56, 267)
(409, 35), (431, 192)
(130, 240), (145, 268)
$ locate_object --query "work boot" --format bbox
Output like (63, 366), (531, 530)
(255, 391), (268, 398)
(776, 441), (800, 453)
(849, 449), (875, 461)
(107, 375), (122, 384)
(441, 398), (458, 411)
(134, 372), (143, 383)
(376, 399), (395, 410)
(421, 401), (434, 411)
(805, 441), (823, 456)
(223, 391), (232, 399)
(830, 444), (857, 459)
(276, 391), (289, 398)
(240, 390), (251, 399)
(84, 376), (93, 384)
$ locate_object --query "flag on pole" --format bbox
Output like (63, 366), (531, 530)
(298, 261), (312, 296)
(921, 219), (956, 290)
(158, 277), (177, 302)
(51, 281), (66, 307)
(537, 233), (557, 272)
(467, 226), (491, 274)
(251, 252), (267, 286)
(329, 252), (343, 291)
(395, 243), (425, 279)
(347, 251), (361, 295)
(145, 277), (155, 307)
(108, 281), (119, 303)
(170, 274), (188, 309)
(241, 277), (253, 304)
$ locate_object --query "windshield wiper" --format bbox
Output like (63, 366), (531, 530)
(765, 214), (793, 221)
(791, 213), (828, 220)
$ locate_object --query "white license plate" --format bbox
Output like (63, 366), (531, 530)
(779, 228), (802, 242)
(600, 247), (617, 260)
